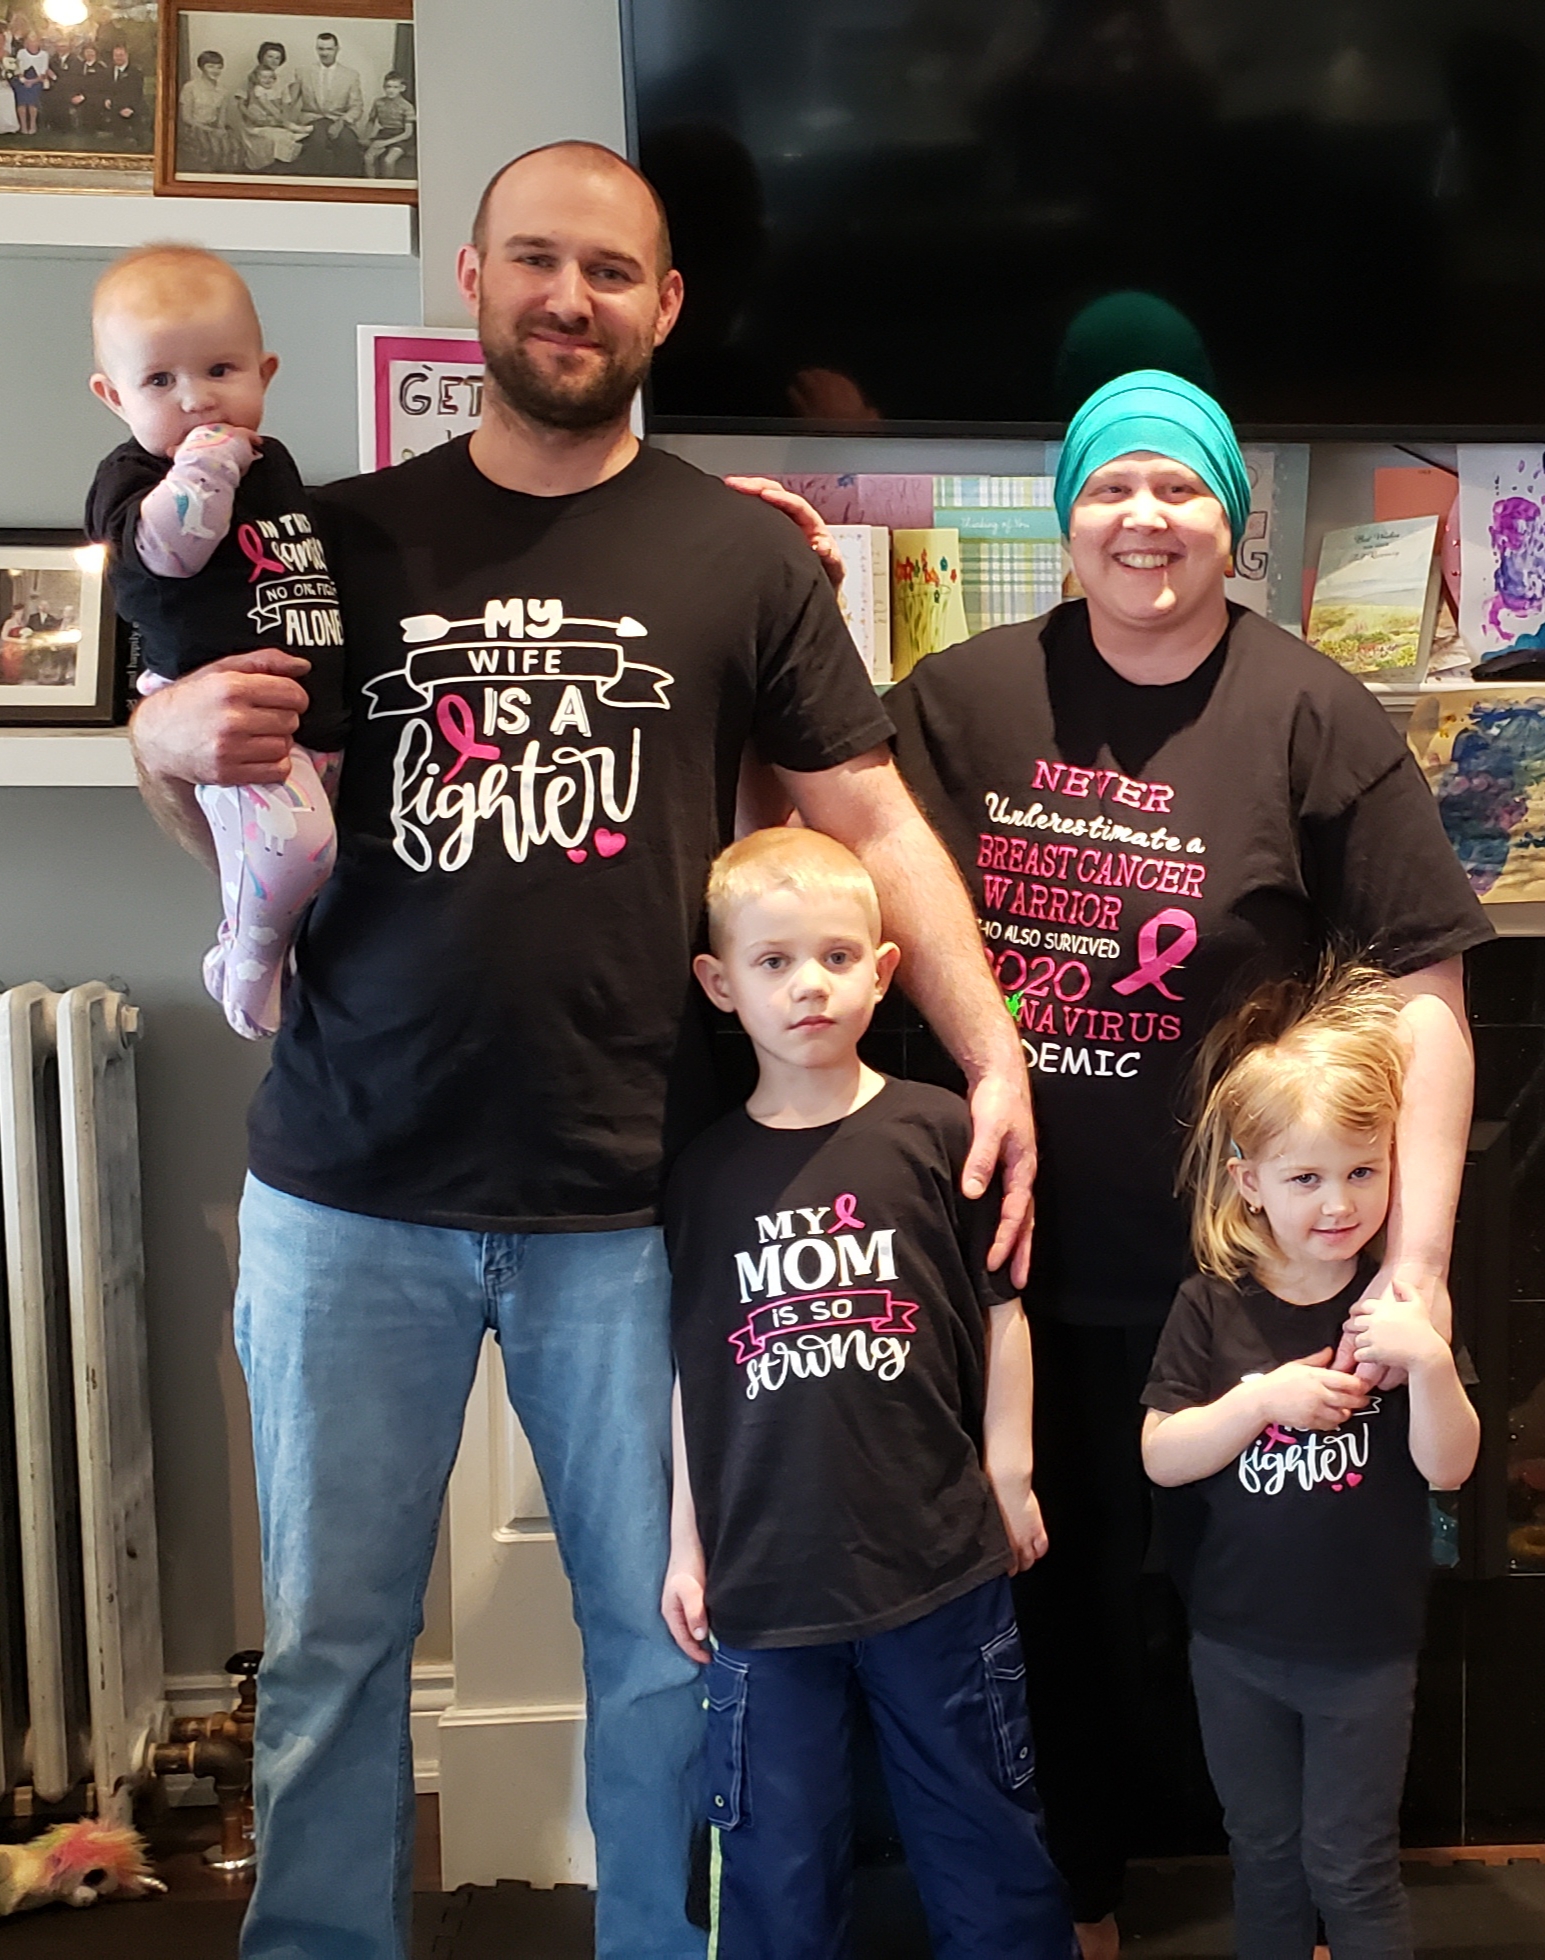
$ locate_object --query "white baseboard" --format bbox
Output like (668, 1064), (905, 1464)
(163, 1660), (457, 1796)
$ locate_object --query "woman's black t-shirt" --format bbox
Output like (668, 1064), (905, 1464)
(888, 601), (1492, 1327)
(1142, 1262), (1434, 1661)
(666, 1079), (1016, 1649)
(85, 435), (348, 751)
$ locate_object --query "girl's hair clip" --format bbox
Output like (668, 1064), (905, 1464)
(1228, 1139), (1244, 1159)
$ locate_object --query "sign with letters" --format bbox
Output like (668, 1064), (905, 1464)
(357, 324), (485, 473)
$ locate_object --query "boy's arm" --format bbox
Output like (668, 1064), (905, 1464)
(661, 1379), (710, 1664)
(981, 1298), (1047, 1572)
(135, 425), (258, 578)
(1347, 1284), (1480, 1489)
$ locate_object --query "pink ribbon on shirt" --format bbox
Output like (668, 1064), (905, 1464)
(435, 693), (501, 783)
(237, 522), (287, 583)
(1111, 907), (1197, 1001)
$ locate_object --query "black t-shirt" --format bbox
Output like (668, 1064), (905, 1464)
(666, 1078), (1017, 1648)
(86, 435), (348, 752)
(1143, 1263), (1434, 1660)
(888, 601), (1492, 1327)
(248, 439), (893, 1231)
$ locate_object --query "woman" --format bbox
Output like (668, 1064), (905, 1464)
(878, 371), (1490, 1957)
(11, 30), (46, 135)
(225, 40), (305, 173)
(179, 48), (235, 173)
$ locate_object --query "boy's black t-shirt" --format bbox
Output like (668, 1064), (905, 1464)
(887, 601), (1492, 1328)
(666, 1078), (1017, 1649)
(86, 434), (348, 751)
(247, 439), (894, 1232)
(1143, 1262), (1434, 1661)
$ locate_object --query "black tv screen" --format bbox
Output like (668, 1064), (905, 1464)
(630, 0), (1545, 434)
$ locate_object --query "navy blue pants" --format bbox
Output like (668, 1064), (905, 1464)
(705, 1576), (1076, 1960)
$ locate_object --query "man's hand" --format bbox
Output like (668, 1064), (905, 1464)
(661, 1556), (710, 1665)
(1257, 1350), (1369, 1432)
(967, 1069), (1035, 1286)
(722, 475), (846, 594)
(130, 648), (311, 788)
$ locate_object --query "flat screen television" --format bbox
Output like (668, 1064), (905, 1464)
(629, 0), (1545, 435)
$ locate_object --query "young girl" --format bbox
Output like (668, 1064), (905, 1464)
(1142, 966), (1478, 1960)
(86, 244), (347, 1039)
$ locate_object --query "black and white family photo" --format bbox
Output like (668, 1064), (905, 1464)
(166, 6), (415, 192)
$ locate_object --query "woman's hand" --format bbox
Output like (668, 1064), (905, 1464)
(722, 476), (846, 594)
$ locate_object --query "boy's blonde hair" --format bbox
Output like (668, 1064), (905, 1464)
(704, 827), (881, 954)
(1180, 964), (1406, 1283)
(92, 245), (262, 364)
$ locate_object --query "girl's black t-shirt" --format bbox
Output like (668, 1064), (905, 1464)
(245, 439), (894, 1232)
(665, 1079), (1017, 1649)
(888, 601), (1492, 1328)
(86, 435), (348, 751)
(1143, 1261), (1434, 1661)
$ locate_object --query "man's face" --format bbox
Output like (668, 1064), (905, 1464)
(458, 153), (683, 435)
(316, 36), (337, 66)
(111, 46), (126, 68)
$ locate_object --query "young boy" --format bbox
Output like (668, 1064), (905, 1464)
(663, 827), (1074, 1960)
(85, 245), (346, 1039)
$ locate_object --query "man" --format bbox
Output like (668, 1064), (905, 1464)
(69, 42), (109, 133)
(130, 142), (1033, 1960)
(294, 30), (363, 176)
(103, 42), (144, 133)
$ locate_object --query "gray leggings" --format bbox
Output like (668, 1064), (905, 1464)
(1189, 1632), (1418, 1960)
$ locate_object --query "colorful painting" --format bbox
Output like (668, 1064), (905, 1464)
(1458, 446), (1545, 659)
(1407, 687), (1545, 903)
(891, 529), (967, 681)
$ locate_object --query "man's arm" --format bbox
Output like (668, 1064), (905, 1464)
(777, 746), (1035, 1283)
(128, 648), (314, 872)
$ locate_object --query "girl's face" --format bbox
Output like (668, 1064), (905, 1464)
(1231, 1119), (1392, 1275)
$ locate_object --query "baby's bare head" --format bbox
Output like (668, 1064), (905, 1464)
(92, 245), (263, 374)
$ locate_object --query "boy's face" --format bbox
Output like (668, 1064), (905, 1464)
(694, 887), (899, 1075)
(384, 77), (405, 96)
(90, 289), (277, 457)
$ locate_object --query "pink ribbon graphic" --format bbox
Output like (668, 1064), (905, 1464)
(1262, 1423), (1297, 1451)
(435, 693), (502, 783)
(236, 522), (287, 584)
(1111, 906), (1197, 1001)
(831, 1192), (865, 1231)
(727, 1290), (919, 1364)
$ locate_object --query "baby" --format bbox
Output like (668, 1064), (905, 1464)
(85, 245), (348, 1039)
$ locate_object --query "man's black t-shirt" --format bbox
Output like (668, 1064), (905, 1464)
(666, 1079), (1016, 1648)
(86, 436), (348, 751)
(247, 439), (894, 1231)
(888, 601), (1492, 1327)
(1143, 1263), (1434, 1660)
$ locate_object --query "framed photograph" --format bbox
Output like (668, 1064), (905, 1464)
(0, 534), (122, 726)
(0, 3), (158, 182)
(357, 324), (483, 472)
(157, 0), (414, 201)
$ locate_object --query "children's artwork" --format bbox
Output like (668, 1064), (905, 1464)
(1407, 686), (1545, 902)
(891, 529), (968, 680)
(1458, 446), (1545, 660)
(357, 325), (483, 471)
(1306, 517), (1441, 680)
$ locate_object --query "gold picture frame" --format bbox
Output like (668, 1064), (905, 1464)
(0, 4), (158, 182)
(156, 0), (414, 202)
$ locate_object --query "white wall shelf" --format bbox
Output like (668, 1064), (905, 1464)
(0, 728), (136, 787)
(0, 189), (413, 257)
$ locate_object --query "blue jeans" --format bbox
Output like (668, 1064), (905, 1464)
(708, 1578), (1076, 1960)
(233, 1176), (706, 1960)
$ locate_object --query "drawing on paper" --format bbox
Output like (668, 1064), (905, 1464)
(1458, 447), (1545, 658)
(1407, 686), (1545, 902)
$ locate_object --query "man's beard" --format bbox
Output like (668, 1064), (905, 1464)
(480, 306), (653, 434)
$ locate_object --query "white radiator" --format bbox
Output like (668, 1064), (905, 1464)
(0, 985), (164, 1819)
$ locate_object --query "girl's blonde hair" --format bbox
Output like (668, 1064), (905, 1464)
(1180, 964), (1406, 1283)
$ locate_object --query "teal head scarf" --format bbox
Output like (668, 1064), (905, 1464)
(1053, 369), (1252, 549)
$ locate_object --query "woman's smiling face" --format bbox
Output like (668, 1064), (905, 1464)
(1068, 451), (1232, 638)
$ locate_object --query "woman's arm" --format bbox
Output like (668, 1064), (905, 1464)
(981, 1298), (1046, 1572)
(660, 1380), (710, 1664)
